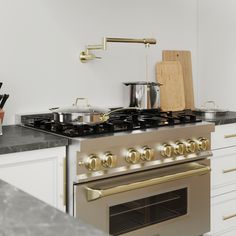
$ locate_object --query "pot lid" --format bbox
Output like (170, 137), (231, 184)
(49, 98), (109, 114)
(124, 81), (162, 86)
(50, 106), (109, 114)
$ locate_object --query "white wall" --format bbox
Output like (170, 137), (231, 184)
(198, 0), (236, 109)
(0, 0), (198, 124)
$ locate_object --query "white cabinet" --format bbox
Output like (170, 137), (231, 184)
(0, 146), (66, 212)
(212, 124), (236, 150)
(211, 191), (236, 234)
(208, 124), (236, 235)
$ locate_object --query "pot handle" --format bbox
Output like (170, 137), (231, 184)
(204, 101), (217, 109)
(49, 107), (59, 111)
(74, 98), (90, 108)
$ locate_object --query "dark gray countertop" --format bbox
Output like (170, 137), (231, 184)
(196, 111), (236, 125)
(0, 179), (108, 236)
(0, 125), (68, 155)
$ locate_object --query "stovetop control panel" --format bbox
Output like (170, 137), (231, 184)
(77, 137), (210, 172)
(75, 122), (213, 183)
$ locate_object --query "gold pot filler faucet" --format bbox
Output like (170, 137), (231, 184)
(80, 37), (157, 63)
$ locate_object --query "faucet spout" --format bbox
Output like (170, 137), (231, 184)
(105, 37), (156, 45)
(80, 37), (157, 63)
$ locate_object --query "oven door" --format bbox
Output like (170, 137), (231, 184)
(74, 162), (210, 236)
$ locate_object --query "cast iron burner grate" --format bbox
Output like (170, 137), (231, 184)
(22, 109), (201, 138)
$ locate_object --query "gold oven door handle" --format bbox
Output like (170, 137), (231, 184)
(85, 164), (210, 201)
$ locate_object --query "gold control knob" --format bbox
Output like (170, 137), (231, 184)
(102, 152), (117, 168)
(160, 144), (173, 158)
(197, 137), (210, 151)
(140, 146), (154, 161)
(174, 141), (186, 155)
(85, 154), (101, 171)
(125, 149), (140, 164)
(185, 139), (197, 153)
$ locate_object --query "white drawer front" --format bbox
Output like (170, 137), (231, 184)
(211, 147), (236, 192)
(212, 124), (236, 150)
(211, 191), (236, 234)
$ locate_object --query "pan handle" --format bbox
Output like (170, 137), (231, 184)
(100, 107), (140, 122)
(49, 107), (60, 111)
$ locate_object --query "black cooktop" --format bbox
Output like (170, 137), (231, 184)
(22, 109), (201, 138)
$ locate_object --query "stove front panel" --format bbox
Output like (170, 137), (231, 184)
(76, 122), (214, 183)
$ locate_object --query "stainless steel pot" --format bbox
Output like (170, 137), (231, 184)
(124, 81), (161, 109)
(50, 98), (109, 125)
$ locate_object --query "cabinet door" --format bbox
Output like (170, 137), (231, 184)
(210, 191), (236, 235)
(0, 147), (66, 212)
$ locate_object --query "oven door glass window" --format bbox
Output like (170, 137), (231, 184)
(109, 188), (187, 235)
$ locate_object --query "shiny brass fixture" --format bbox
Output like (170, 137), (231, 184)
(140, 146), (155, 161)
(85, 154), (101, 171)
(197, 137), (210, 151)
(102, 152), (117, 168)
(185, 139), (197, 153)
(125, 148), (140, 164)
(80, 37), (157, 63)
(173, 141), (186, 155)
(160, 143), (173, 158)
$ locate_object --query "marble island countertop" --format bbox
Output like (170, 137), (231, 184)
(0, 179), (109, 236)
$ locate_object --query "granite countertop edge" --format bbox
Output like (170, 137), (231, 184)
(0, 125), (69, 155)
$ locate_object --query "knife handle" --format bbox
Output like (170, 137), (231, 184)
(0, 94), (9, 109)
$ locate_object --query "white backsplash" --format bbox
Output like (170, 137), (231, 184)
(198, 0), (236, 110)
(0, 0), (198, 124)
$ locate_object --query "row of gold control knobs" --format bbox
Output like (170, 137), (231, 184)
(85, 147), (154, 171)
(84, 137), (209, 171)
(85, 152), (117, 171)
(160, 137), (209, 158)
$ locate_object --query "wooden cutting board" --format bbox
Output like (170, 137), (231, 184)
(162, 50), (195, 109)
(156, 61), (185, 111)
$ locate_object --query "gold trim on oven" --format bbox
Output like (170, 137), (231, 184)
(85, 164), (210, 201)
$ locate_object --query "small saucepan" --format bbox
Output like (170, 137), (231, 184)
(194, 101), (228, 121)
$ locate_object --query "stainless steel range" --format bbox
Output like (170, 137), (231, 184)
(22, 110), (215, 236)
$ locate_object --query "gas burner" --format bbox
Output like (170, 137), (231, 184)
(22, 109), (201, 138)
